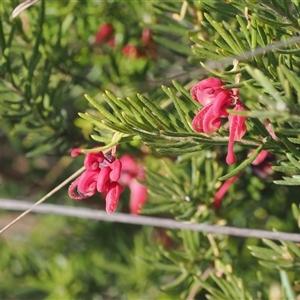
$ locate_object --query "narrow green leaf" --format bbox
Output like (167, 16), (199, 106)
(248, 246), (279, 258)
(219, 145), (263, 181)
(236, 15), (251, 46)
(280, 65), (300, 96)
(213, 37), (235, 54)
(101, 120), (131, 134)
(262, 239), (284, 254)
(90, 135), (112, 143)
(146, 23), (186, 35)
(0, 17), (6, 52)
(145, 140), (195, 150)
(272, 165), (298, 173)
(156, 144), (211, 154)
(190, 36), (220, 52)
(122, 112), (156, 132)
(275, 48), (300, 54)
(211, 274), (235, 298)
(280, 270), (296, 300)
(125, 96), (148, 123)
(154, 36), (192, 56)
(228, 29), (247, 54)
(136, 93), (171, 128)
(131, 127), (164, 140)
(245, 66), (287, 111)
(191, 46), (223, 60)
(142, 108), (165, 129)
(251, 17), (257, 50)
(282, 240), (300, 258)
(255, 14), (292, 27)
(172, 80), (198, 109)
(205, 13), (241, 53)
(286, 153), (300, 170)
(288, 138), (300, 145)
(166, 88), (193, 132)
(281, 136), (300, 157)
(102, 94), (128, 124)
(84, 94), (120, 124)
(105, 91), (134, 115)
(274, 179), (300, 186)
(163, 85), (195, 115)
(291, 203), (300, 227)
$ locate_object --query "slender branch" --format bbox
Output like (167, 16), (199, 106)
(0, 167), (85, 234)
(0, 199), (300, 242)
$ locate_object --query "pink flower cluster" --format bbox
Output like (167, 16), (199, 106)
(68, 149), (123, 214)
(191, 78), (247, 164)
(119, 155), (147, 215)
(94, 24), (156, 60)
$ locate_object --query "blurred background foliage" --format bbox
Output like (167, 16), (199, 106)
(0, 0), (300, 299)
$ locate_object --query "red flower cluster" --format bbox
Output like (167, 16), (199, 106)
(122, 28), (156, 60)
(94, 23), (115, 48)
(119, 155), (147, 215)
(94, 24), (156, 60)
(191, 78), (247, 164)
(122, 44), (144, 59)
(68, 149), (123, 214)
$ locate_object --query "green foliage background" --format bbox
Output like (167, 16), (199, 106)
(0, 0), (300, 299)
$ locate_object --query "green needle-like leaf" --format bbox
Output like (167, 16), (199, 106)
(219, 145), (263, 180)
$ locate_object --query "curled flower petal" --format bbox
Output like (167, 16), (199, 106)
(84, 152), (104, 170)
(212, 91), (231, 117)
(71, 148), (82, 157)
(191, 104), (212, 133)
(190, 78), (225, 105)
(68, 148), (124, 213)
(129, 180), (147, 215)
(105, 182), (123, 214)
(97, 166), (111, 193)
(119, 155), (138, 173)
(68, 177), (87, 200)
(77, 170), (98, 197)
(109, 159), (122, 181)
(202, 106), (222, 134)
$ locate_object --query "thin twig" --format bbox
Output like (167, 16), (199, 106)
(0, 167), (85, 234)
(0, 199), (299, 242)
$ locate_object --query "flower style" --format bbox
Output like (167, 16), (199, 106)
(214, 150), (273, 209)
(250, 150), (274, 179)
(226, 101), (247, 165)
(68, 149), (123, 214)
(119, 155), (147, 215)
(214, 174), (241, 210)
(191, 78), (248, 164)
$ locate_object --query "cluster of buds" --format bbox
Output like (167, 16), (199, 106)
(94, 23), (156, 60)
(119, 155), (147, 215)
(191, 78), (247, 164)
(68, 149), (123, 214)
